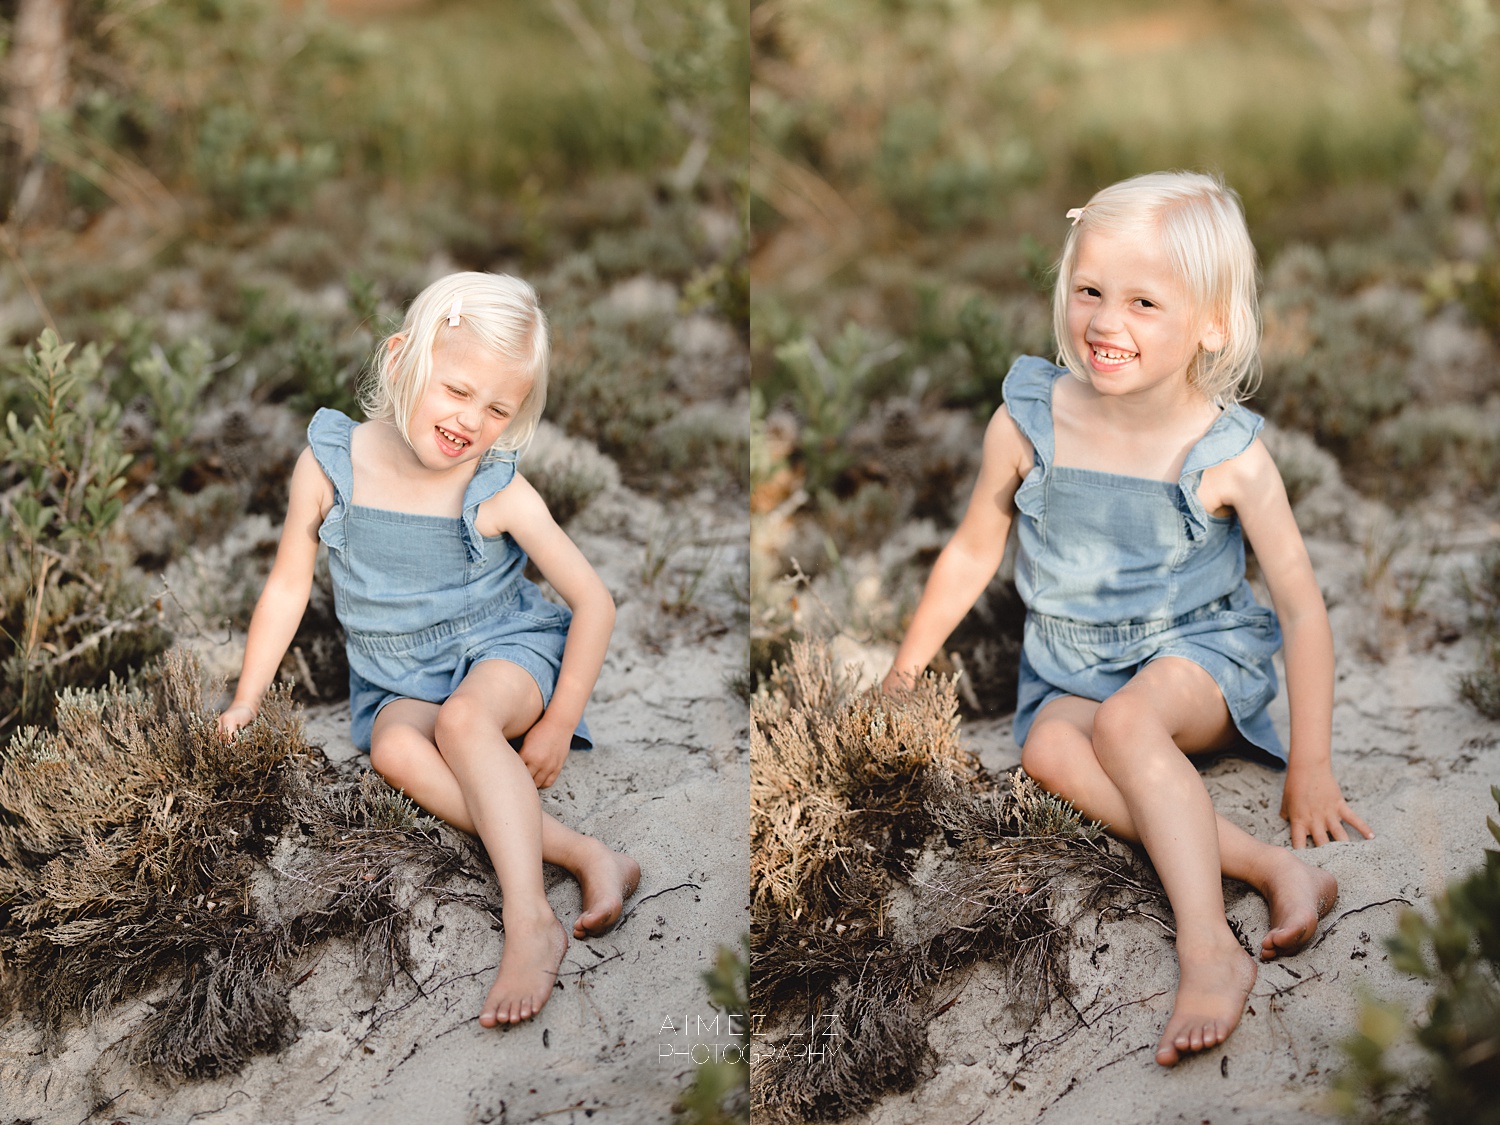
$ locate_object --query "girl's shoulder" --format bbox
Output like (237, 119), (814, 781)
(1186, 400), (1265, 477)
(1000, 355), (1066, 405)
(306, 408), (356, 495)
(999, 355), (1065, 457)
(464, 449), (520, 507)
(470, 468), (549, 540)
(307, 406), (357, 445)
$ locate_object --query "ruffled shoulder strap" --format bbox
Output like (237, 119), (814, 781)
(306, 408), (356, 551)
(1002, 355), (1065, 519)
(460, 450), (519, 563)
(1178, 403), (1265, 539)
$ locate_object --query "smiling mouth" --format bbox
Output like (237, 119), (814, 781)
(436, 425), (471, 450)
(1090, 344), (1137, 365)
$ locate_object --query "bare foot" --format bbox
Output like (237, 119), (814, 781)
(1155, 937), (1257, 1067)
(1258, 853), (1337, 961)
(479, 910), (568, 1026)
(573, 843), (641, 938)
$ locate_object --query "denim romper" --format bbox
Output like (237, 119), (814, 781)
(1005, 357), (1285, 763)
(307, 409), (592, 753)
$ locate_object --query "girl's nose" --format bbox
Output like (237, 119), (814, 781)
(1090, 302), (1124, 334)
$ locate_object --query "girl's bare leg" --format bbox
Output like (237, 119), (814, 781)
(1021, 659), (1332, 1066)
(368, 662), (605, 1025)
(372, 695), (640, 939)
(1024, 692), (1337, 961)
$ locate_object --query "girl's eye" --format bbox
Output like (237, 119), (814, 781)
(1077, 286), (1101, 298)
(1136, 298), (1157, 309)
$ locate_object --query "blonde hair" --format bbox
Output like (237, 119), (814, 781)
(1052, 171), (1261, 407)
(360, 271), (550, 457)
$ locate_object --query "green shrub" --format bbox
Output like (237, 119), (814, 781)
(1373, 402), (1500, 501)
(0, 331), (168, 735)
(1256, 287), (1415, 465)
(67, 0), (361, 222)
(228, 287), (367, 417)
(674, 937), (751, 1125)
(1458, 547), (1500, 719)
(130, 338), (218, 487)
(1334, 787), (1500, 1124)
(774, 323), (902, 500)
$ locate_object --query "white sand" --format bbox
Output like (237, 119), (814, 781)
(0, 485), (749, 1124)
(841, 513), (1500, 1124)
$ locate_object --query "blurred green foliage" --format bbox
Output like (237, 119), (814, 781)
(773, 324), (900, 499)
(753, 0), (1500, 570)
(1457, 547), (1500, 719)
(0, 331), (168, 735)
(13, 0), (749, 226)
(674, 937), (751, 1125)
(65, 0), (362, 221)
(1334, 787), (1500, 1124)
(1403, 0), (1500, 217)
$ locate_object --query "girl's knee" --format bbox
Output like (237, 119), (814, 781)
(1091, 692), (1169, 760)
(434, 692), (513, 754)
(1021, 725), (1080, 791)
(370, 732), (419, 788)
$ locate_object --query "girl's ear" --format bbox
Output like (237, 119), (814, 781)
(1199, 318), (1227, 353)
(386, 333), (405, 355)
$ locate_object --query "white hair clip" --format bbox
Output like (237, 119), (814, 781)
(1066, 207), (1086, 226)
(447, 297), (462, 326)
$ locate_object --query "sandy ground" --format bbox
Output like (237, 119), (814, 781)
(832, 512), (1500, 1125)
(0, 481), (750, 1125)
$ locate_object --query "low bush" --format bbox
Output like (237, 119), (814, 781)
(0, 331), (168, 736)
(1458, 547), (1500, 720)
(0, 650), (468, 1079)
(1334, 787), (1500, 1124)
(750, 639), (1157, 1122)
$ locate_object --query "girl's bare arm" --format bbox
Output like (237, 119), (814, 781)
(486, 475), (615, 786)
(884, 405), (1028, 690)
(1219, 439), (1373, 848)
(218, 448), (331, 737)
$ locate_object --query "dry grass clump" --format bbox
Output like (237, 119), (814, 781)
(750, 639), (1157, 1123)
(0, 649), (465, 1079)
(752, 639), (974, 925)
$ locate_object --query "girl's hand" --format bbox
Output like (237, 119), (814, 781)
(881, 668), (915, 695)
(217, 703), (258, 741)
(518, 716), (572, 789)
(1280, 765), (1374, 849)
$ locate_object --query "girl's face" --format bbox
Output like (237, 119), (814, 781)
(401, 333), (532, 470)
(1065, 222), (1224, 401)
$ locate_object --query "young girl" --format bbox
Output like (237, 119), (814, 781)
(218, 272), (639, 1027)
(884, 172), (1373, 1066)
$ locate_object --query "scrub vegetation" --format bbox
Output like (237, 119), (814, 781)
(751, 0), (1500, 693)
(1333, 788), (1500, 1124)
(750, 0), (1500, 1116)
(0, 0), (747, 1112)
(750, 640), (1162, 1121)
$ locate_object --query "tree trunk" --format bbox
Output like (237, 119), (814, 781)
(3, 0), (71, 222)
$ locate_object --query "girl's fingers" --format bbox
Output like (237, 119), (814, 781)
(1344, 806), (1376, 839)
(1327, 821), (1348, 843)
